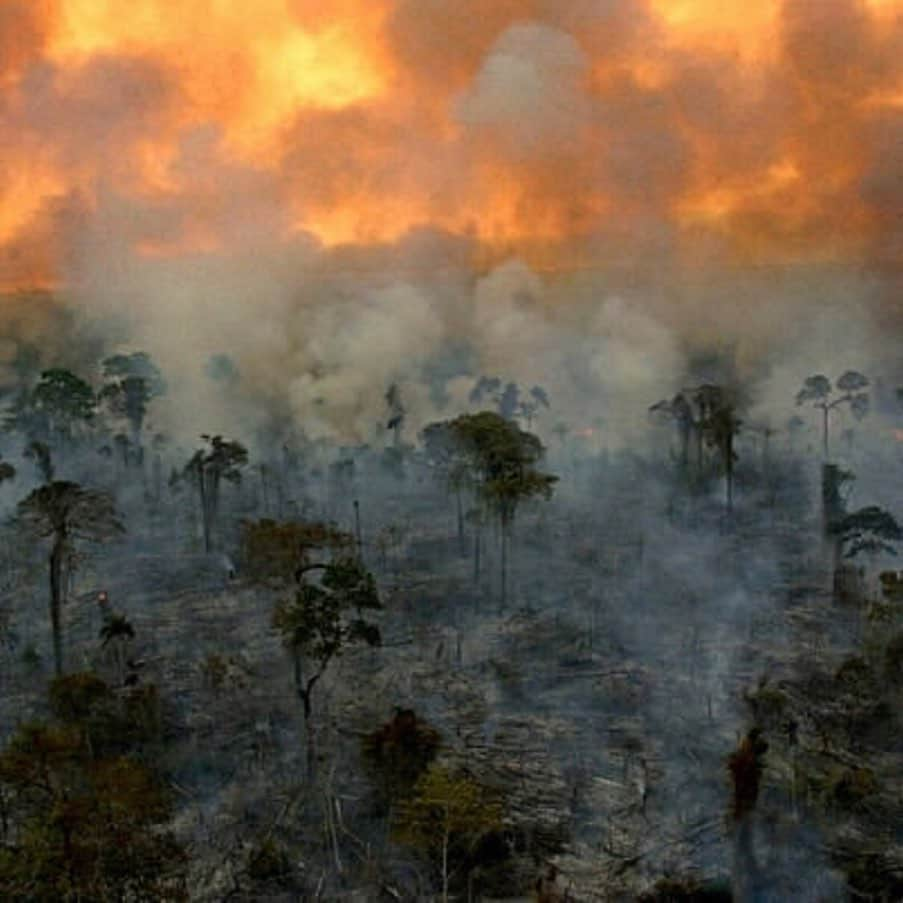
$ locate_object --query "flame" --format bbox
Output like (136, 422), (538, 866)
(0, 0), (900, 287)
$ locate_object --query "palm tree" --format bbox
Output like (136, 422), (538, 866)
(17, 482), (124, 675)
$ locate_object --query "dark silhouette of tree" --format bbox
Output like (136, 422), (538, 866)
(386, 383), (406, 448)
(649, 392), (695, 473)
(184, 434), (248, 553)
(0, 456), (14, 485)
(362, 708), (441, 814)
(702, 397), (742, 512)
(796, 371), (869, 460)
(99, 613), (136, 684)
(470, 377), (550, 427)
(727, 728), (768, 902)
(25, 369), (95, 444)
(272, 556), (381, 778)
(835, 506), (903, 560)
(99, 352), (165, 468)
(24, 439), (54, 482)
(17, 482), (124, 675)
(421, 420), (473, 555)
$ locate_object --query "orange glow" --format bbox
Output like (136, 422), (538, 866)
(0, 0), (899, 288)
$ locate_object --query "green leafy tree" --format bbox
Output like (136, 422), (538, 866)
(0, 687), (185, 900)
(273, 556), (381, 778)
(448, 411), (557, 608)
(796, 371), (869, 460)
(16, 482), (124, 675)
(184, 434), (248, 553)
(394, 764), (503, 903)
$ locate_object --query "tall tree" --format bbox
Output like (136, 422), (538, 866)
(385, 383), (406, 448)
(25, 369), (95, 445)
(649, 392), (695, 473)
(16, 482), (124, 675)
(796, 371), (869, 460)
(99, 352), (165, 467)
(421, 420), (473, 555)
(701, 396), (742, 512)
(448, 411), (557, 608)
(184, 435), (248, 553)
(272, 556), (381, 778)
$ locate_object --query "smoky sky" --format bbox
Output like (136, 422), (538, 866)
(0, 0), (900, 443)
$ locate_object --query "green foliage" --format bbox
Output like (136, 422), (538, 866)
(393, 764), (504, 889)
(240, 518), (353, 583)
(444, 411), (557, 525)
(273, 557), (381, 668)
(0, 687), (186, 901)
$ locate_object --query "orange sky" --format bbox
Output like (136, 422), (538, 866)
(0, 0), (900, 291)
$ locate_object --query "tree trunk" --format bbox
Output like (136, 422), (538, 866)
(197, 470), (211, 554)
(822, 406), (830, 461)
(455, 490), (465, 556)
(294, 651), (318, 781)
(726, 439), (734, 513)
(441, 827), (449, 903)
(49, 535), (65, 676)
(732, 817), (758, 902)
(500, 520), (508, 611)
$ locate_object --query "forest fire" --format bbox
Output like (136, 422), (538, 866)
(0, 0), (900, 291)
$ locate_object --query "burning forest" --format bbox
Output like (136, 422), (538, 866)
(1, 0), (902, 900)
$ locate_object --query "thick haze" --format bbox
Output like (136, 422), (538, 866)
(0, 0), (901, 441)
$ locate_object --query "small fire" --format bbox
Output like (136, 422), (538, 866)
(892, 430), (903, 443)
(575, 428), (595, 439)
